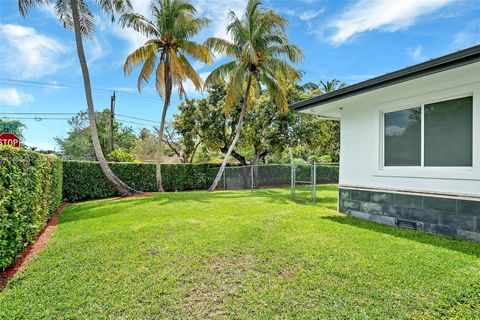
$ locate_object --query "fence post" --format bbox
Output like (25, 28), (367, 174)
(223, 169), (226, 190)
(291, 165), (295, 198)
(312, 161), (317, 204)
(250, 165), (254, 190)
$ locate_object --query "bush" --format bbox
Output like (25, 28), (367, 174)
(62, 161), (223, 201)
(0, 146), (63, 270)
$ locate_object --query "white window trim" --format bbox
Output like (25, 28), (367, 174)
(376, 92), (477, 180)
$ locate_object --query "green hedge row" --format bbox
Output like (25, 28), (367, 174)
(0, 147), (62, 270)
(62, 161), (223, 201)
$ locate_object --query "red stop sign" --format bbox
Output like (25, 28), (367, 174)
(0, 133), (20, 148)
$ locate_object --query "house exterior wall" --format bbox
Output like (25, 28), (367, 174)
(337, 62), (480, 240)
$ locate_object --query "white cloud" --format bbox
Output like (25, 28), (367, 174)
(28, 141), (57, 151)
(329, 0), (455, 45)
(192, 0), (244, 40)
(452, 19), (480, 50)
(182, 71), (210, 97)
(0, 24), (70, 79)
(299, 9), (324, 22)
(406, 45), (425, 62)
(0, 88), (34, 106)
(385, 125), (405, 136)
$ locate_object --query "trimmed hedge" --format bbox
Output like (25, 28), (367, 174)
(0, 147), (63, 270)
(62, 161), (223, 201)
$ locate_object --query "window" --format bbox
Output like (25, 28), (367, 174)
(384, 96), (473, 167)
(384, 107), (421, 166)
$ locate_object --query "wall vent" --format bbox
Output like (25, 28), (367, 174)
(395, 219), (417, 230)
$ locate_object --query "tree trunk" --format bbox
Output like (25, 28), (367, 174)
(70, 0), (137, 196)
(156, 52), (172, 192)
(208, 75), (253, 192)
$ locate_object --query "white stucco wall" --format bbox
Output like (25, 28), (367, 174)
(338, 62), (480, 197)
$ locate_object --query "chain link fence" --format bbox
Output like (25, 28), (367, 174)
(208, 163), (339, 195)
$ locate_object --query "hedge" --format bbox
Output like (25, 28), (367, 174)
(62, 161), (223, 201)
(0, 147), (63, 270)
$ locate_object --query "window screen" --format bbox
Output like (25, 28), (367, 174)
(384, 107), (421, 166)
(424, 96), (473, 166)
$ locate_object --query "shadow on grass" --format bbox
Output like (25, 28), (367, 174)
(60, 186), (338, 224)
(321, 215), (480, 258)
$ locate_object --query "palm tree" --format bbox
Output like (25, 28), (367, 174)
(121, 0), (212, 192)
(19, 0), (138, 196)
(204, 0), (303, 191)
(319, 79), (347, 93)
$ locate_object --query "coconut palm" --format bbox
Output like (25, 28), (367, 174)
(121, 0), (212, 192)
(319, 79), (347, 93)
(204, 0), (303, 191)
(19, 0), (138, 196)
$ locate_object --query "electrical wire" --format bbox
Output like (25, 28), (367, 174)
(0, 79), (161, 103)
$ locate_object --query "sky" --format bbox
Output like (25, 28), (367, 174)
(0, 0), (479, 150)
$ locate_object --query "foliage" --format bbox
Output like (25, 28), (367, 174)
(55, 110), (137, 160)
(107, 149), (134, 162)
(1, 186), (479, 318)
(62, 160), (222, 201)
(131, 128), (157, 162)
(205, 0), (303, 112)
(172, 83), (341, 164)
(122, 0), (212, 97)
(0, 146), (62, 270)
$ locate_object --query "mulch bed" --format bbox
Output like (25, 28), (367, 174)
(0, 203), (66, 291)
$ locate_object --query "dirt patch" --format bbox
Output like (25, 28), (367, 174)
(181, 255), (258, 318)
(0, 203), (66, 290)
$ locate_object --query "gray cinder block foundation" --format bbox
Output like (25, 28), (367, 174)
(338, 187), (480, 241)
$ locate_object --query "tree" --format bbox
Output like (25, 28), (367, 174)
(319, 79), (347, 93)
(19, 0), (138, 196)
(204, 0), (302, 191)
(55, 110), (137, 160)
(121, 0), (212, 192)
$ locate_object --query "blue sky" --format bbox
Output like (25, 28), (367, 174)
(0, 0), (479, 150)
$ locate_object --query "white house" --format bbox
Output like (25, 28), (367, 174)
(291, 45), (480, 241)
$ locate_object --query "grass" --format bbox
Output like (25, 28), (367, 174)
(1, 185), (479, 319)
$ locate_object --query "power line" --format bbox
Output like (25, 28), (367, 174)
(1, 112), (159, 125)
(0, 79), (161, 103)
(0, 116), (155, 128)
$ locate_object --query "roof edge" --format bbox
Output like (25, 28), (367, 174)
(290, 44), (480, 112)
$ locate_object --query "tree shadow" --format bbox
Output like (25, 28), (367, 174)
(321, 214), (480, 258)
(60, 186), (338, 224)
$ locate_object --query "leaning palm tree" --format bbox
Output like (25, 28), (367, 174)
(121, 0), (212, 192)
(19, 0), (138, 196)
(205, 0), (303, 191)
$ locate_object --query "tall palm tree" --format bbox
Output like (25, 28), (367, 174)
(121, 0), (212, 192)
(319, 79), (347, 93)
(19, 0), (138, 196)
(204, 0), (303, 191)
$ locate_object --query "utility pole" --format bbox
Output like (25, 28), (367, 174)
(110, 91), (115, 152)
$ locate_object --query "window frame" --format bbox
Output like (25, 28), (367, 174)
(380, 93), (474, 170)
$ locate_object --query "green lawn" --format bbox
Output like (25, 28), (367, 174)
(1, 185), (479, 319)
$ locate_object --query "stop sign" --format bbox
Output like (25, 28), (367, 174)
(0, 132), (20, 148)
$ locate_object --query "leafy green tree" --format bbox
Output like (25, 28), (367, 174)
(204, 0), (303, 191)
(122, 0), (212, 192)
(55, 110), (137, 160)
(19, 0), (137, 196)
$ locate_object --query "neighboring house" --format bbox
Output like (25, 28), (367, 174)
(291, 45), (480, 241)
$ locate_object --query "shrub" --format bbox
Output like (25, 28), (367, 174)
(0, 146), (63, 270)
(62, 161), (222, 201)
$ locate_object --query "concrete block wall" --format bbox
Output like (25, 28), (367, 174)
(338, 187), (480, 241)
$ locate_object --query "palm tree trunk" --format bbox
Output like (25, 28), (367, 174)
(155, 52), (172, 192)
(70, 0), (137, 196)
(208, 75), (252, 192)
